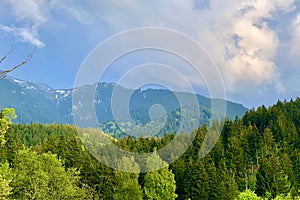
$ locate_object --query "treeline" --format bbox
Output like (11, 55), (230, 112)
(0, 98), (299, 199)
(99, 105), (219, 138)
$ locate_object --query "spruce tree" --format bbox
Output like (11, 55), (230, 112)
(256, 128), (291, 198)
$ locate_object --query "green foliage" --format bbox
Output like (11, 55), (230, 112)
(0, 108), (16, 146)
(274, 193), (300, 200)
(218, 163), (240, 199)
(256, 128), (291, 198)
(0, 163), (12, 200)
(9, 148), (87, 200)
(235, 190), (261, 200)
(143, 150), (177, 200)
(0, 98), (299, 199)
(113, 156), (143, 200)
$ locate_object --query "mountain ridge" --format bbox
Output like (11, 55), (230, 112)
(0, 76), (248, 136)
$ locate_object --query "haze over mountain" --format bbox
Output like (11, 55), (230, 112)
(0, 76), (247, 136)
(2, 1), (300, 108)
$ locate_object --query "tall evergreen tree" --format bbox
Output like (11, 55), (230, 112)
(256, 128), (291, 198)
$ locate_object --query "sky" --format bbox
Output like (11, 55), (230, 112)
(0, 0), (300, 108)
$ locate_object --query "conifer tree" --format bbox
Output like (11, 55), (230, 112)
(256, 128), (291, 197)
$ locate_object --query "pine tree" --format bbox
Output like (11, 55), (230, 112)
(203, 155), (219, 200)
(256, 128), (291, 198)
(217, 159), (239, 200)
(181, 158), (209, 200)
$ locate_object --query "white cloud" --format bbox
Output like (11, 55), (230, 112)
(0, 0), (49, 47)
(1, 0), (298, 96)
(50, 0), (92, 24)
(290, 13), (300, 56)
(0, 0), (92, 47)
(82, 0), (295, 92)
(197, 0), (295, 92)
(0, 25), (45, 47)
(8, 0), (48, 26)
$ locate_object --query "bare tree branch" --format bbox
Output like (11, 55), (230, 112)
(0, 46), (36, 79)
(0, 45), (14, 64)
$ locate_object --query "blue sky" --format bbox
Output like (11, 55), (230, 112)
(0, 0), (300, 108)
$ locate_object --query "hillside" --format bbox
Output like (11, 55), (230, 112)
(0, 76), (247, 136)
(1, 98), (299, 199)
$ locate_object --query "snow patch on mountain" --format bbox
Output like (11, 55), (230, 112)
(10, 77), (37, 90)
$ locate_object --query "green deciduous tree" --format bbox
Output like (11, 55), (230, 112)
(0, 108), (16, 147)
(0, 162), (12, 200)
(9, 148), (87, 200)
(235, 189), (261, 200)
(113, 156), (143, 200)
(143, 150), (177, 200)
(274, 193), (300, 200)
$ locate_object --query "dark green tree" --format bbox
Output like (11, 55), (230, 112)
(256, 128), (291, 198)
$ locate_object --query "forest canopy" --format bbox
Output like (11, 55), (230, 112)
(0, 98), (299, 199)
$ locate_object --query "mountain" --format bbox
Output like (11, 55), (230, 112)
(0, 76), (248, 136)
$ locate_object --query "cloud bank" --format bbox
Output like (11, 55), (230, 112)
(80, 0), (297, 93)
(0, 0), (91, 47)
(1, 0), (300, 104)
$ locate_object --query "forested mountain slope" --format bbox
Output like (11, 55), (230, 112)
(0, 98), (299, 199)
(0, 76), (247, 125)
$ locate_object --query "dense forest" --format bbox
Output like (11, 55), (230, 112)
(0, 98), (300, 199)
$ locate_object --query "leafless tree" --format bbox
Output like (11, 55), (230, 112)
(0, 45), (36, 79)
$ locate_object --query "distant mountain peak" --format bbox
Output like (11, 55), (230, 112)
(0, 75), (248, 132)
